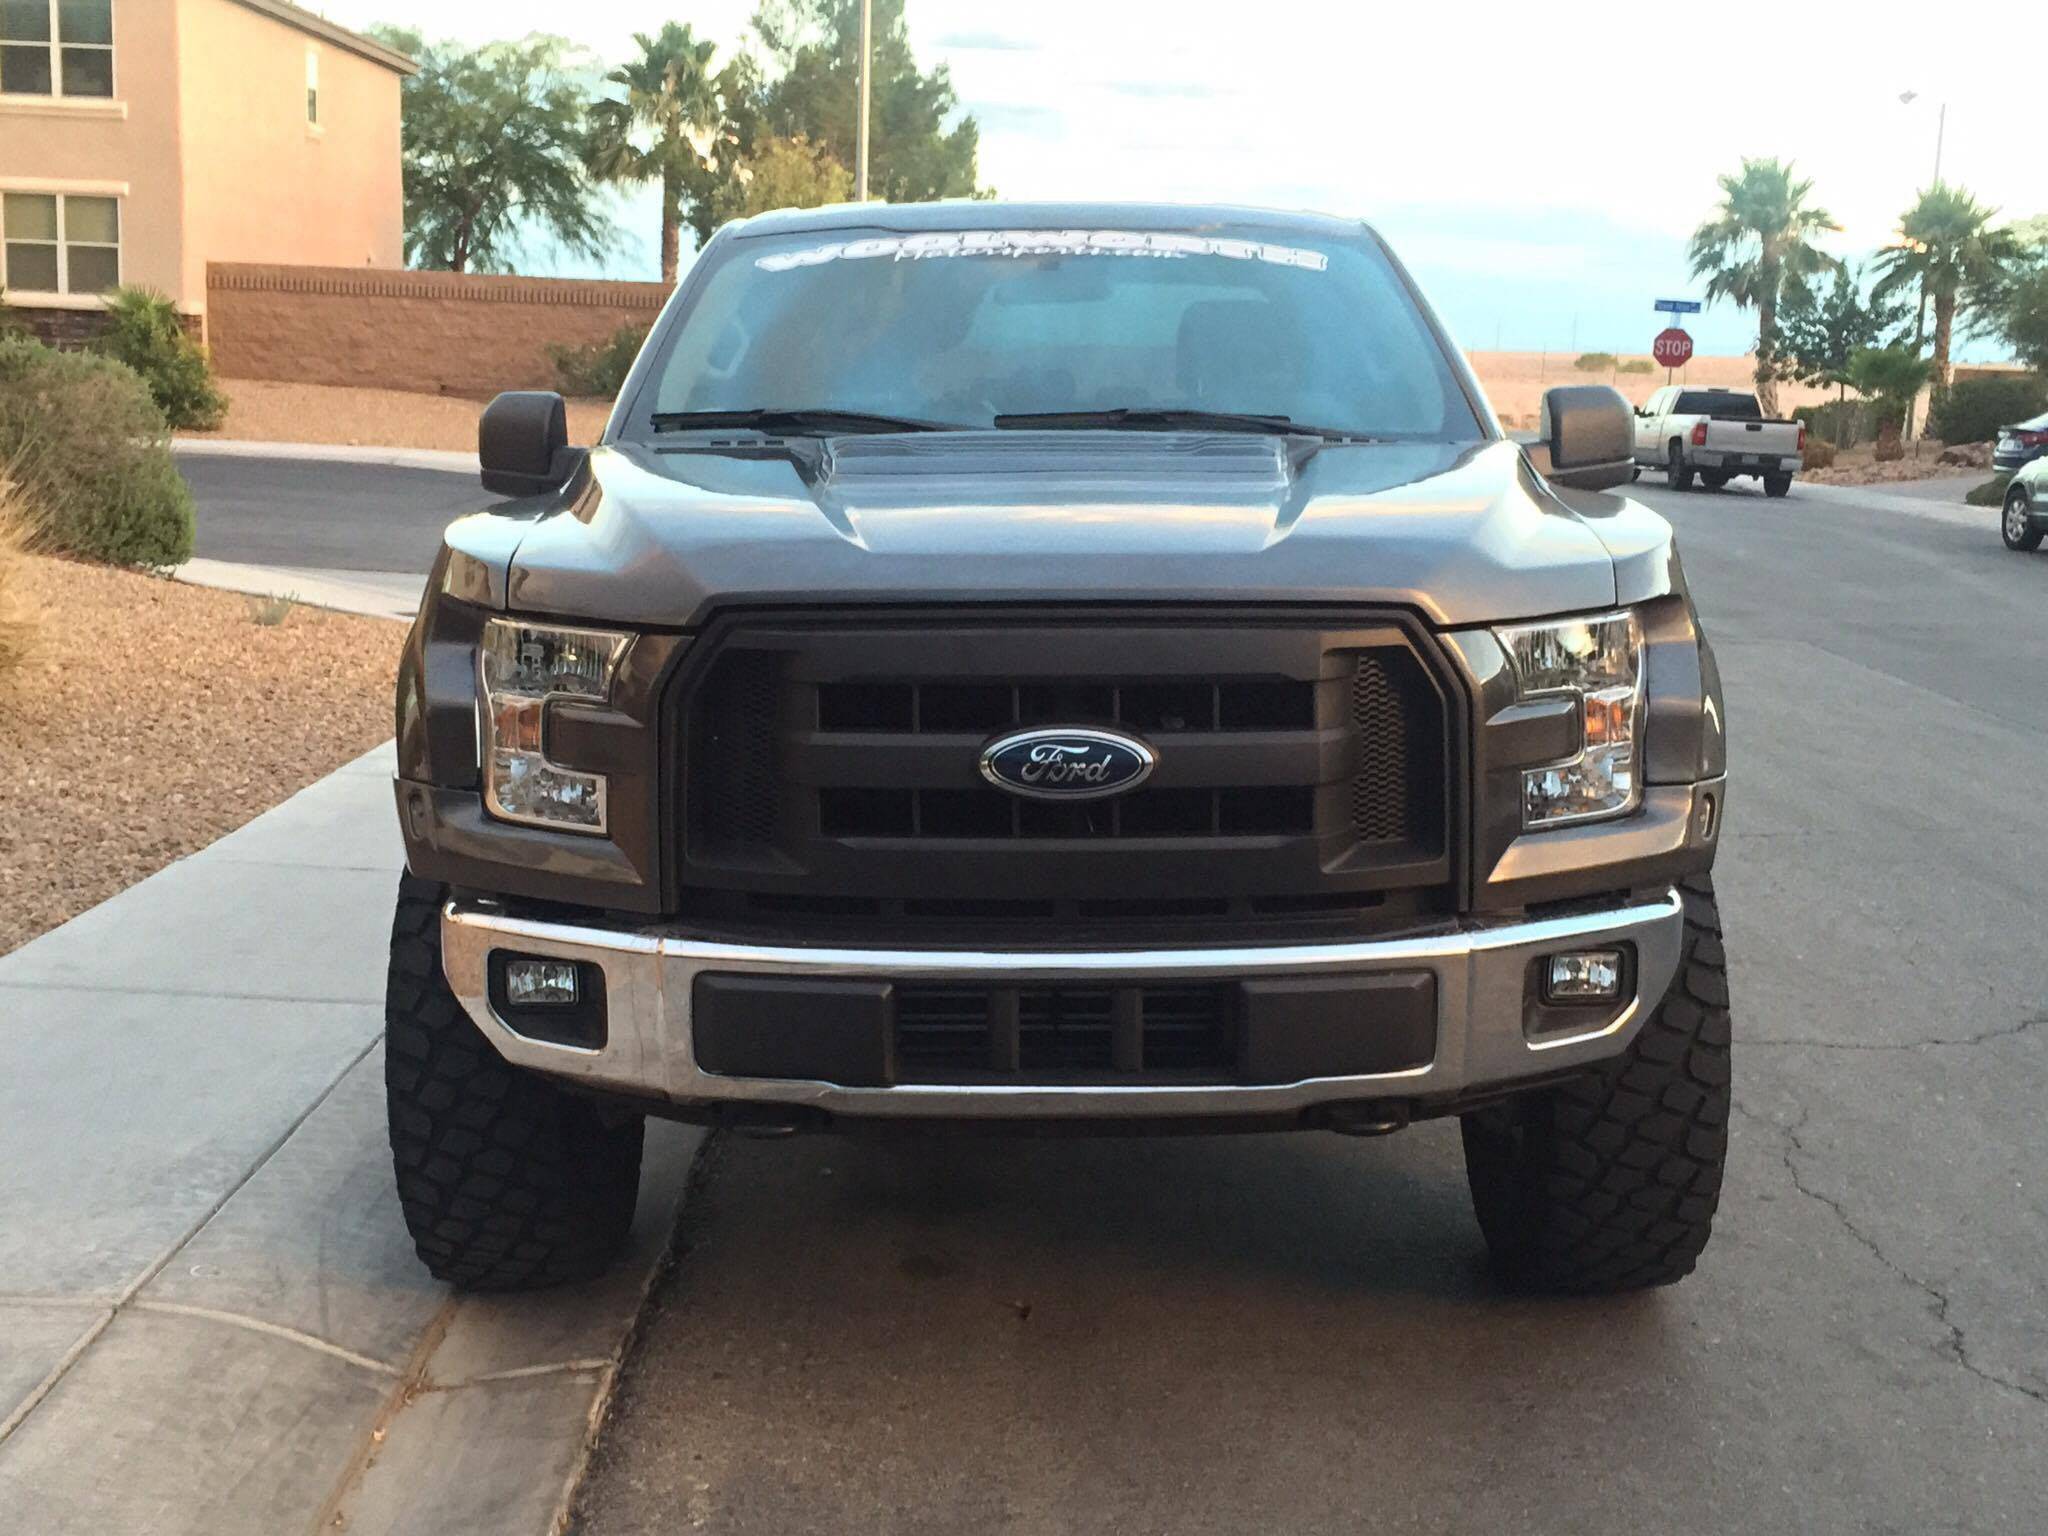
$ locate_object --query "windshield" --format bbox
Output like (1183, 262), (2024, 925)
(632, 224), (1483, 441)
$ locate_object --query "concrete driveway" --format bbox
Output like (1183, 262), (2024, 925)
(572, 476), (2048, 1535)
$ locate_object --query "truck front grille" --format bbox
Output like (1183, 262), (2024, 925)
(674, 611), (1459, 935)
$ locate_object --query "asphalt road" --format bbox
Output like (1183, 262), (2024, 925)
(572, 475), (2047, 1535)
(177, 453), (483, 573)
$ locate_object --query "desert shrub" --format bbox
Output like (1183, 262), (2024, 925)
(1965, 473), (2013, 507)
(1617, 358), (1654, 375)
(1795, 398), (1888, 449)
(547, 322), (651, 398)
(0, 336), (194, 568)
(1800, 437), (1838, 470)
(92, 286), (227, 430)
(0, 476), (38, 691)
(1574, 352), (1616, 372)
(1927, 373), (2048, 446)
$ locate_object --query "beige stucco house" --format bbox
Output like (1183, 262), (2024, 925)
(0, 0), (412, 340)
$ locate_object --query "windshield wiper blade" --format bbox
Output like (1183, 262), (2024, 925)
(992, 408), (1378, 442)
(649, 408), (960, 435)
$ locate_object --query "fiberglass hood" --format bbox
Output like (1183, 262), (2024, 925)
(476, 432), (1646, 629)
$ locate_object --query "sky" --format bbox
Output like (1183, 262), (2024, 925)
(314, 0), (2037, 362)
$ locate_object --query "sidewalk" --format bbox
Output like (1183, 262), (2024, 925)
(0, 744), (698, 1534)
(175, 557), (424, 621)
(173, 437), (482, 474)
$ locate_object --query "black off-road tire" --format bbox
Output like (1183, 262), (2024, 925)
(1667, 442), (1695, 491)
(1763, 473), (1792, 498)
(1460, 873), (1730, 1294)
(385, 873), (644, 1290)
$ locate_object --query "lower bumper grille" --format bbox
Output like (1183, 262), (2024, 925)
(896, 983), (1234, 1080)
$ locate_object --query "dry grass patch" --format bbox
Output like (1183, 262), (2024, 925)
(0, 556), (403, 955)
(0, 487), (36, 693)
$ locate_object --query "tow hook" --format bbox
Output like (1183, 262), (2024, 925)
(1320, 1102), (1412, 1137)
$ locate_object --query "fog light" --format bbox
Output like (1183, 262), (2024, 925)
(1543, 950), (1623, 1004)
(504, 958), (579, 1007)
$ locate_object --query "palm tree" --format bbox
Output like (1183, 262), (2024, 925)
(1687, 158), (1841, 416)
(585, 23), (720, 283)
(1873, 184), (2023, 392)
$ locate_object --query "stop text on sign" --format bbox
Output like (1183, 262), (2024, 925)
(1653, 327), (1694, 368)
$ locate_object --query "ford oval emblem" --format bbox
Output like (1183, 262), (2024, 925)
(979, 726), (1156, 802)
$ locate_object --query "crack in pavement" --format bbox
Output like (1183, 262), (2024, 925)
(1734, 1098), (2047, 1408)
(1747, 1012), (2048, 1053)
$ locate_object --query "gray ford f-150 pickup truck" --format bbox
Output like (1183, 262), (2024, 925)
(388, 202), (1730, 1297)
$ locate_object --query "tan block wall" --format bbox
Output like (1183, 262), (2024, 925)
(206, 264), (674, 394)
(174, 0), (405, 311)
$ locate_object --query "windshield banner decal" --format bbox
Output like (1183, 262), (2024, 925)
(755, 229), (1329, 273)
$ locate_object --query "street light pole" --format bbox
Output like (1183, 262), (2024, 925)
(855, 0), (873, 202)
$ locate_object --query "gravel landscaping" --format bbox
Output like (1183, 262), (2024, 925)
(0, 554), (403, 955)
(178, 378), (613, 453)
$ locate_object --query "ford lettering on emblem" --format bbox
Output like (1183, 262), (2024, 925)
(979, 726), (1156, 802)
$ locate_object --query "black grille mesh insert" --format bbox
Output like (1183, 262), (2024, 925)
(690, 651), (782, 851)
(1350, 649), (1436, 844)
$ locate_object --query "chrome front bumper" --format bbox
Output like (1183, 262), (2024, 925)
(440, 890), (1685, 1121)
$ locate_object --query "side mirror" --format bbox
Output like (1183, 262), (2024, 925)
(1537, 384), (1633, 491)
(479, 391), (576, 498)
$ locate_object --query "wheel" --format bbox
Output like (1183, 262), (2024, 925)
(1460, 872), (1730, 1294)
(385, 872), (644, 1290)
(1763, 474), (1792, 498)
(1667, 442), (1695, 491)
(2003, 485), (2044, 551)
(1699, 472), (1730, 490)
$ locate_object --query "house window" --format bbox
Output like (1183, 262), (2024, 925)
(304, 47), (317, 124)
(0, 0), (114, 98)
(2, 191), (119, 294)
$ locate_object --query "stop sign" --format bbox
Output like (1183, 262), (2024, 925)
(1653, 327), (1694, 368)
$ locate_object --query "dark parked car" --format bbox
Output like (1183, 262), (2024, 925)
(1994, 410), (2048, 473)
(386, 202), (1731, 1298)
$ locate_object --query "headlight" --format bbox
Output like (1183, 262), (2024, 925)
(479, 619), (632, 833)
(1494, 609), (1643, 830)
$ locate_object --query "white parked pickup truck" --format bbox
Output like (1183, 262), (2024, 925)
(1632, 386), (1804, 497)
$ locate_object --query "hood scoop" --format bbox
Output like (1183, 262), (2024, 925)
(820, 429), (1294, 499)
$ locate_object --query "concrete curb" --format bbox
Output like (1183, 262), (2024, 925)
(1794, 477), (1990, 530)
(174, 557), (423, 621)
(173, 437), (481, 473)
